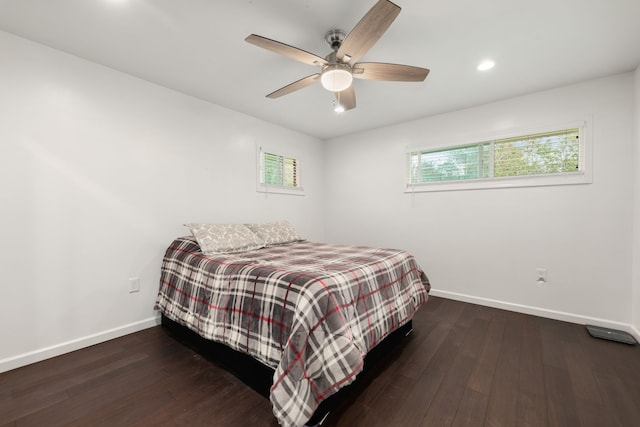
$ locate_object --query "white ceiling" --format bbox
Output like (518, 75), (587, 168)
(1, 0), (639, 140)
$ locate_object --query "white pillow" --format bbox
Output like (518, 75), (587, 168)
(185, 223), (264, 255)
(245, 220), (305, 246)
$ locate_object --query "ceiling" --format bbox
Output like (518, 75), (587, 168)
(1, 0), (639, 140)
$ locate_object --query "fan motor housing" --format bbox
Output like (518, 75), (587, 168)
(324, 29), (346, 51)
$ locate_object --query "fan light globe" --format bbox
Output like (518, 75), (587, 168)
(321, 65), (353, 92)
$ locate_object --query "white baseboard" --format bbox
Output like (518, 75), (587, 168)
(0, 316), (161, 374)
(430, 289), (638, 340)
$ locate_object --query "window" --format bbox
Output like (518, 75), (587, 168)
(257, 147), (303, 195)
(406, 124), (591, 192)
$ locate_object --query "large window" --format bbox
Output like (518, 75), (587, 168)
(406, 124), (590, 192)
(257, 147), (303, 195)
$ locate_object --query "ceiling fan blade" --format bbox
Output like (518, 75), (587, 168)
(245, 34), (328, 67)
(337, 0), (401, 65)
(266, 74), (321, 98)
(335, 86), (356, 111)
(352, 62), (430, 81)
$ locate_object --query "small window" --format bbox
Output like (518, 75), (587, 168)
(257, 147), (304, 195)
(406, 125), (590, 192)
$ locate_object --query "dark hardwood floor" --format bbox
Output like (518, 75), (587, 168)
(2, 296), (640, 426)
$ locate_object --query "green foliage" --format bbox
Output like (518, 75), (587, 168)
(493, 132), (579, 177)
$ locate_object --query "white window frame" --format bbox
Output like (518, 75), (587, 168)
(256, 145), (305, 196)
(405, 120), (592, 193)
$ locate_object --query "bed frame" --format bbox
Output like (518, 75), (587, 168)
(161, 315), (413, 426)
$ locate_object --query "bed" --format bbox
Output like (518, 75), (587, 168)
(155, 222), (430, 427)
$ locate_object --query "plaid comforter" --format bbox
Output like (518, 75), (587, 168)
(155, 236), (430, 427)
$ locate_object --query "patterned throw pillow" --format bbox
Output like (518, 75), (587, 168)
(184, 223), (264, 255)
(245, 220), (305, 246)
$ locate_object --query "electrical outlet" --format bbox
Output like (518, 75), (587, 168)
(129, 277), (140, 293)
(535, 268), (547, 285)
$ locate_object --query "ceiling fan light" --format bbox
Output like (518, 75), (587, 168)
(321, 65), (353, 92)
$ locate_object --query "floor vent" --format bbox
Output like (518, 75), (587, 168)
(586, 325), (637, 345)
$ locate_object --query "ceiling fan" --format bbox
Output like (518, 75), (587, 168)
(245, 0), (429, 112)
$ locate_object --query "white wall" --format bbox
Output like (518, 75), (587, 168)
(325, 73), (635, 329)
(0, 31), (325, 372)
(633, 65), (640, 337)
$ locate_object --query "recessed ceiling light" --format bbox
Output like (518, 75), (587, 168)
(477, 60), (495, 71)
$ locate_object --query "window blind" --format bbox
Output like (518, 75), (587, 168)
(408, 127), (581, 185)
(261, 151), (301, 189)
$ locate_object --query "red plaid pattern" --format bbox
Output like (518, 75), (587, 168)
(155, 236), (430, 427)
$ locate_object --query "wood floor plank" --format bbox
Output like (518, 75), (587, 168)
(2, 296), (640, 427)
(395, 321), (452, 378)
(378, 368), (445, 427)
(515, 389), (547, 427)
(452, 388), (489, 427)
(484, 311), (523, 427)
(574, 398), (610, 427)
(329, 401), (368, 427)
(543, 364), (580, 427)
(563, 340), (602, 404)
(68, 354), (228, 426)
(518, 316), (545, 396)
(539, 317), (572, 370)
(466, 309), (506, 396)
(592, 369), (640, 426)
(420, 307), (488, 427)
(354, 374), (417, 427)
(0, 388), (68, 425)
(419, 353), (476, 426)
(130, 375), (237, 426)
